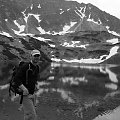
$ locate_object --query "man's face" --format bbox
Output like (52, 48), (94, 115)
(31, 54), (40, 64)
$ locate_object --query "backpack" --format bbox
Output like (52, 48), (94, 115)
(9, 61), (32, 104)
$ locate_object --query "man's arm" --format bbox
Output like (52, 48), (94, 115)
(14, 64), (29, 94)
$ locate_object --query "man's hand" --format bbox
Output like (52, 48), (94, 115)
(23, 88), (29, 95)
(19, 84), (29, 95)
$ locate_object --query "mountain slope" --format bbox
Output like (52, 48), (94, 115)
(0, 0), (120, 64)
(0, 0), (120, 36)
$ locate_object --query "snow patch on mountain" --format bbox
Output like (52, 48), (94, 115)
(106, 26), (120, 36)
(61, 41), (89, 48)
(106, 38), (119, 44)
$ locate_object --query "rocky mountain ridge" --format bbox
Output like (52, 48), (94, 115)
(0, 0), (120, 65)
(0, 0), (120, 36)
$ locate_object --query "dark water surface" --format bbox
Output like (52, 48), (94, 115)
(0, 62), (120, 120)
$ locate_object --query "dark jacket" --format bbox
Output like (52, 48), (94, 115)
(14, 62), (40, 94)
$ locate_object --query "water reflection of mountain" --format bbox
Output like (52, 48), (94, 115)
(49, 63), (120, 91)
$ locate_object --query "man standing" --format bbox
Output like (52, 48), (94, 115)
(14, 49), (41, 120)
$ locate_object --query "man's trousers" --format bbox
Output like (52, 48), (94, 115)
(22, 94), (37, 120)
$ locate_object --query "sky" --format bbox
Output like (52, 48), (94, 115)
(68, 0), (120, 19)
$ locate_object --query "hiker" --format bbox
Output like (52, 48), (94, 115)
(13, 49), (41, 120)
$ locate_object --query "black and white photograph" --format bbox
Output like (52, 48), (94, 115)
(0, 0), (120, 120)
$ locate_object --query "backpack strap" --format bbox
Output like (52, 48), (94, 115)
(20, 93), (23, 104)
(26, 63), (31, 84)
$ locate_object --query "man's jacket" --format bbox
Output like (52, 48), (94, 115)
(14, 62), (40, 94)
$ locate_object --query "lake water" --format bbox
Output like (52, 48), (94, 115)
(0, 62), (120, 120)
